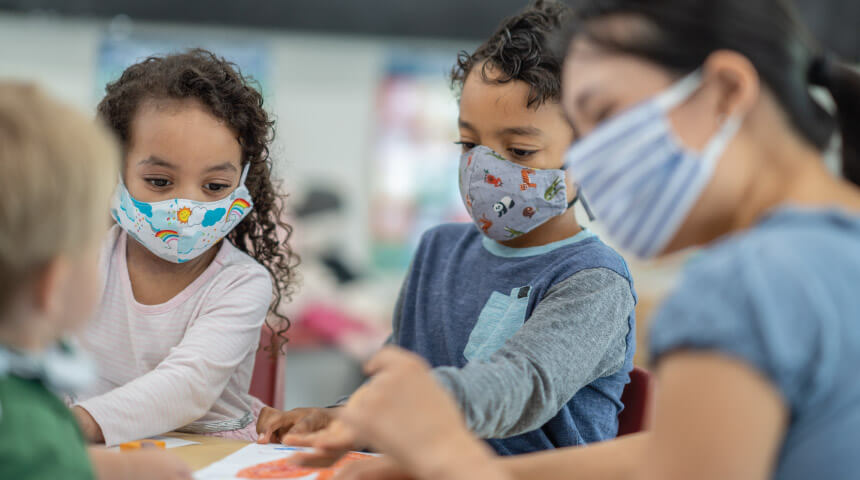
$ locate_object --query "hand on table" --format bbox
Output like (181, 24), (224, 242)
(282, 415), (361, 468)
(256, 406), (339, 444)
(291, 347), (505, 480)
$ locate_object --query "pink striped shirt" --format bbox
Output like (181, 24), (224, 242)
(76, 227), (272, 446)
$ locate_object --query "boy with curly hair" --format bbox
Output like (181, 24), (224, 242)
(259, 0), (636, 455)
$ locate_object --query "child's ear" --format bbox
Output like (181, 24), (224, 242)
(33, 257), (71, 318)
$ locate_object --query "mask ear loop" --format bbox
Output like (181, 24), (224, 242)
(569, 186), (597, 221)
(239, 162), (251, 185)
(561, 161), (597, 221)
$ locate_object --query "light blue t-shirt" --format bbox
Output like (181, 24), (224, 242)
(651, 207), (860, 480)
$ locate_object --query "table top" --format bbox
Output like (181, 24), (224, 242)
(163, 433), (250, 471)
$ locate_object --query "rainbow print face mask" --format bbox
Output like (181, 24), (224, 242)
(110, 164), (254, 263)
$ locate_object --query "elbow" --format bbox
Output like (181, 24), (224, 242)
(473, 364), (562, 439)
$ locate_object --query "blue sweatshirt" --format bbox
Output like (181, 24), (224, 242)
(392, 223), (637, 455)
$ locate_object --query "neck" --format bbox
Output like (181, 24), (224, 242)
(729, 145), (860, 233)
(126, 234), (219, 280)
(500, 210), (582, 248)
(0, 308), (55, 352)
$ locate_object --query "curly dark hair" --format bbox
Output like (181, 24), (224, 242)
(451, 0), (571, 108)
(97, 48), (298, 353)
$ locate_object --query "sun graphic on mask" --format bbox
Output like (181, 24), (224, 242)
(177, 207), (192, 224)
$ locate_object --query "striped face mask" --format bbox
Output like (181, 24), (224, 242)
(564, 71), (743, 259)
(110, 163), (254, 263)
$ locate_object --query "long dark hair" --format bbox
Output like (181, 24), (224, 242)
(98, 48), (299, 352)
(561, 0), (860, 186)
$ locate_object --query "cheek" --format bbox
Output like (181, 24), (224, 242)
(667, 99), (722, 152)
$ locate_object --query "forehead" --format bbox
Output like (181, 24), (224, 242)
(459, 66), (566, 130)
(128, 99), (242, 168)
(562, 38), (674, 101)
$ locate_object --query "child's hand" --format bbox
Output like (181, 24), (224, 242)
(256, 406), (338, 444)
(336, 347), (498, 479)
(284, 417), (360, 467)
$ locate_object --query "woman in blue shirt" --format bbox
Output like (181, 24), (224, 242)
(289, 1), (860, 480)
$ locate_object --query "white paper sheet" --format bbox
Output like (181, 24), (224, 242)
(194, 443), (375, 480)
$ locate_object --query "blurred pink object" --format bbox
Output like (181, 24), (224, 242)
(292, 303), (390, 359)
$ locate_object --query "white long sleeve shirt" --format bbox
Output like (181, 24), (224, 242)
(76, 227), (272, 446)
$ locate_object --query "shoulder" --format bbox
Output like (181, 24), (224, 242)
(418, 223), (480, 246)
(0, 375), (67, 432)
(544, 233), (634, 290)
(547, 267), (632, 300)
(651, 210), (860, 407)
(663, 208), (860, 312)
(206, 241), (273, 302)
(0, 377), (91, 478)
(413, 223), (482, 258)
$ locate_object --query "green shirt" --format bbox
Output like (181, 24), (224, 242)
(0, 373), (94, 479)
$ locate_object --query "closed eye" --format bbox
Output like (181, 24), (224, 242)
(455, 141), (477, 153)
(509, 148), (538, 158)
(204, 183), (232, 192)
(145, 178), (171, 188)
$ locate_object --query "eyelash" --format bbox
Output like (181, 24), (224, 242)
(145, 178), (171, 188)
(510, 148), (537, 158)
(455, 141), (477, 151)
(144, 178), (231, 192)
(455, 142), (538, 159)
(594, 104), (616, 124)
(205, 183), (231, 192)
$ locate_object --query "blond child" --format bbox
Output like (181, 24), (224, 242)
(0, 83), (190, 479)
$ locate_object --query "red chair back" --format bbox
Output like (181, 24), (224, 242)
(618, 366), (653, 436)
(249, 326), (286, 409)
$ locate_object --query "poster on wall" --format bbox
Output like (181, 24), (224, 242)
(370, 48), (467, 271)
(94, 31), (270, 104)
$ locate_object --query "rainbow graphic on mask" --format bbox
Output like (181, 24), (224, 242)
(155, 230), (179, 245)
(229, 199), (251, 218)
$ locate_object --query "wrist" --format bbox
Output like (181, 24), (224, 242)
(74, 406), (105, 443)
(414, 432), (496, 480)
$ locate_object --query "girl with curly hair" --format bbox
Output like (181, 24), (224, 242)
(70, 48), (299, 446)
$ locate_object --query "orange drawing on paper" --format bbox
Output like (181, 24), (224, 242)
(237, 452), (374, 479)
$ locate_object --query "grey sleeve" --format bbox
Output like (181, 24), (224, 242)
(432, 268), (635, 439)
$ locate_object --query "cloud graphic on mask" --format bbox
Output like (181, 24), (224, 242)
(181, 206), (226, 227)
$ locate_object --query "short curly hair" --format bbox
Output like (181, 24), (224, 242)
(97, 48), (299, 353)
(451, 0), (571, 108)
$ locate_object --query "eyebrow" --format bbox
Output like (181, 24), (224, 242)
(563, 107), (582, 140)
(564, 86), (601, 141)
(137, 156), (238, 174)
(205, 162), (239, 174)
(576, 87), (598, 116)
(458, 119), (477, 131)
(498, 126), (543, 137)
(137, 155), (176, 169)
(459, 119), (543, 138)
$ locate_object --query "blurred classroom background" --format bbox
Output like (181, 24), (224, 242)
(1, 0), (857, 410)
